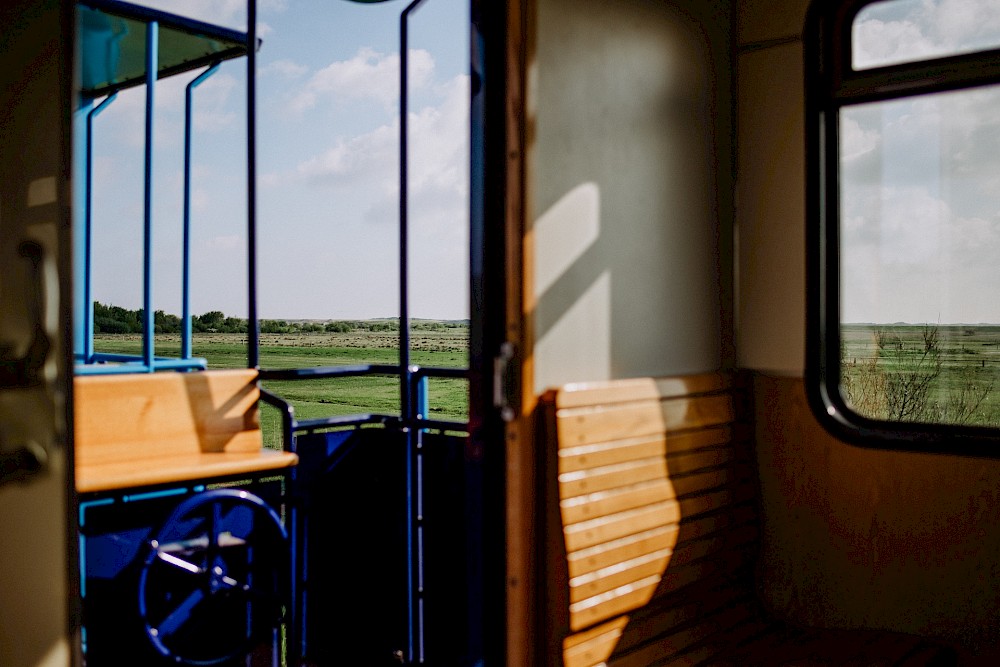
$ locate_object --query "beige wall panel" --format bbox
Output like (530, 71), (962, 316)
(737, 0), (810, 45)
(754, 373), (1000, 651)
(736, 43), (805, 375)
(0, 1), (71, 664)
(531, 0), (733, 394)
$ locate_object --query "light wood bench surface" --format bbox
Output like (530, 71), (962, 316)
(75, 368), (297, 493)
(541, 372), (956, 667)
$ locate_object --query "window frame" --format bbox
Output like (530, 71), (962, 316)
(805, 0), (1000, 455)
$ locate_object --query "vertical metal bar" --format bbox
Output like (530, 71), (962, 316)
(143, 22), (158, 371)
(183, 64), (219, 361)
(400, 2), (427, 661)
(84, 93), (116, 364)
(247, 0), (260, 370)
(415, 370), (427, 664)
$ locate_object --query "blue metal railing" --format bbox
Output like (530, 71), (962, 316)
(257, 364), (469, 452)
(258, 360), (468, 664)
(75, 1), (247, 375)
(183, 63), (220, 361)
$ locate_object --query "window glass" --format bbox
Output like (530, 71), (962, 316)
(853, 0), (1000, 70)
(838, 83), (1000, 426)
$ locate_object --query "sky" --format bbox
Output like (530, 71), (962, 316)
(84, 0), (470, 320)
(842, 0), (1000, 324)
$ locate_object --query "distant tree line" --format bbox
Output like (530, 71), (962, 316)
(92, 302), (468, 335)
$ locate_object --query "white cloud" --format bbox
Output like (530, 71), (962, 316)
(124, 0), (286, 32)
(192, 73), (239, 131)
(854, 0), (1000, 69)
(135, 0), (247, 29)
(290, 74), (470, 232)
(261, 58), (308, 79)
(842, 185), (1000, 323)
(840, 115), (881, 162)
(852, 17), (936, 69)
(290, 47), (435, 113)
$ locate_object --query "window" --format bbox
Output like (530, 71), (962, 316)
(806, 0), (1000, 453)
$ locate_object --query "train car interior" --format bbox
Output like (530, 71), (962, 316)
(2, 0), (1000, 665)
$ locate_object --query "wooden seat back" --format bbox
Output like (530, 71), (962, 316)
(540, 372), (756, 666)
(75, 368), (297, 492)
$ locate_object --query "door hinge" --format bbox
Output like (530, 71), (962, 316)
(493, 341), (517, 422)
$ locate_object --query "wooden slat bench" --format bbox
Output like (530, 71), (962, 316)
(540, 372), (956, 667)
(75, 368), (297, 493)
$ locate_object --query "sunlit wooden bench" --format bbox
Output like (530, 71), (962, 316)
(540, 372), (956, 667)
(75, 369), (297, 493)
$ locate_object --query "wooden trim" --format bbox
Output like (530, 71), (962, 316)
(503, 0), (535, 663)
(76, 449), (298, 493)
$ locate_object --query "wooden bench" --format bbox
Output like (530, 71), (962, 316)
(75, 368), (297, 493)
(540, 372), (956, 667)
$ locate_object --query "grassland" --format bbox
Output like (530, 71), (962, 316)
(841, 324), (1000, 427)
(93, 328), (469, 448)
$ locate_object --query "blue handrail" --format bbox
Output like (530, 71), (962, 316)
(83, 93), (116, 365)
(183, 63), (220, 361)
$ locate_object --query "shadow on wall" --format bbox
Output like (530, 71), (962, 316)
(532, 182), (610, 394)
(528, 0), (732, 395)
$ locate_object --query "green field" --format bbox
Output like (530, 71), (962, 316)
(841, 324), (1000, 427)
(93, 329), (469, 448)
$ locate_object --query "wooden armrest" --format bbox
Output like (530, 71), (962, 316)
(76, 449), (298, 493)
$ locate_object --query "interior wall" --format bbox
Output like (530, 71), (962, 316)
(529, 0), (733, 394)
(0, 0), (73, 665)
(736, 0), (1000, 650)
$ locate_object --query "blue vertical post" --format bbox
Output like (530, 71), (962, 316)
(143, 21), (158, 371)
(400, 1), (428, 661)
(73, 98), (93, 363)
(84, 93), (116, 364)
(183, 64), (219, 361)
(247, 0), (260, 371)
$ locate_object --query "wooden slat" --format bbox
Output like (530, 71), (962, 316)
(672, 503), (756, 547)
(569, 552), (749, 632)
(659, 619), (775, 667)
(663, 426), (734, 457)
(75, 449), (299, 493)
(671, 466), (738, 499)
(560, 458), (669, 498)
(563, 616), (631, 667)
(546, 374), (767, 662)
(609, 605), (756, 667)
(668, 523), (758, 570)
(558, 436), (668, 474)
(677, 483), (756, 521)
(667, 447), (733, 476)
(570, 574), (662, 631)
(561, 479), (675, 525)
(569, 548), (673, 603)
(555, 372), (732, 409)
(564, 501), (680, 553)
(75, 369), (262, 465)
(568, 525), (680, 579)
(556, 394), (735, 447)
(557, 428), (735, 476)
(614, 587), (761, 657)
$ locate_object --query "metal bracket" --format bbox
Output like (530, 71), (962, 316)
(493, 341), (517, 422)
